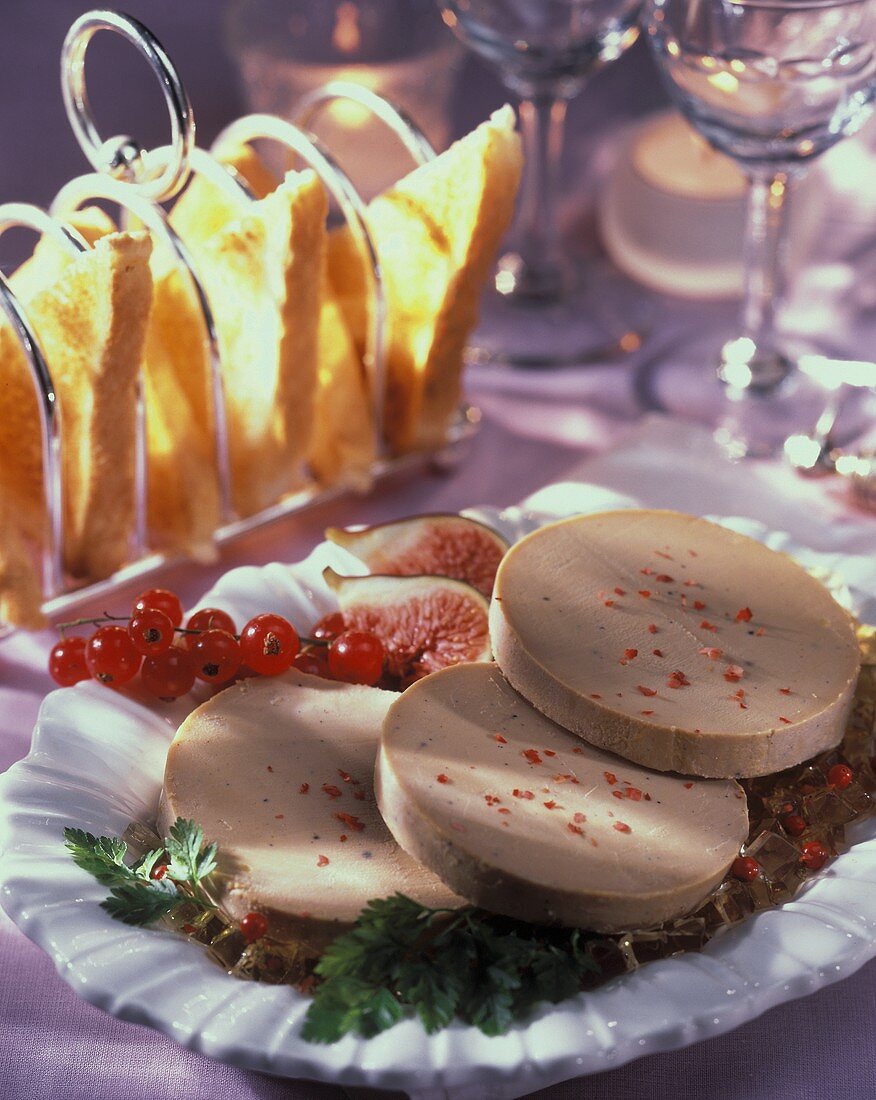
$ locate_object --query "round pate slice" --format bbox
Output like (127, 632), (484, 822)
(490, 510), (859, 778)
(377, 662), (749, 931)
(158, 671), (463, 948)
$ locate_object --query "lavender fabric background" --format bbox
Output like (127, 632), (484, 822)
(0, 2), (874, 1098)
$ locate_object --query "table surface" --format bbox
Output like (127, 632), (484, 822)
(1, 3), (875, 1099)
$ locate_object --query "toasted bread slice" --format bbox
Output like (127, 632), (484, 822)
(328, 106), (522, 453)
(170, 168), (328, 516)
(0, 498), (45, 629)
(308, 291), (376, 490)
(169, 142), (279, 248)
(177, 143), (377, 493)
(0, 231), (153, 579)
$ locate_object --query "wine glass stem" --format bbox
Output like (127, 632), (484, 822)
(507, 95), (569, 302)
(736, 169), (794, 387)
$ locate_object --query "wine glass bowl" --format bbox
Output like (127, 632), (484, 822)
(441, 0), (641, 97)
(648, 0), (876, 168)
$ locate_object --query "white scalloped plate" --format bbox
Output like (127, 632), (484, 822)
(1, 499), (875, 1100)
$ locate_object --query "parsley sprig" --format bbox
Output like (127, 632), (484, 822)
(301, 894), (599, 1042)
(64, 818), (216, 926)
(64, 825), (601, 1040)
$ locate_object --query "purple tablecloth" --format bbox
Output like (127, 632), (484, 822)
(1, 3), (875, 1098)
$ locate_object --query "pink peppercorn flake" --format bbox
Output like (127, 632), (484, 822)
(614, 586), (626, 596)
(543, 749), (557, 757)
(299, 783), (310, 794)
(522, 749), (543, 765)
(334, 812), (365, 832)
(497, 808), (511, 815)
(693, 600), (706, 611)
(641, 710), (654, 716)
(700, 620), (717, 632)
(573, 812), (587, 824)
(613, 822), (632, 834)
(513, 788), (535, 800)
(590, 693), (603, 700)
(648, 623), (658, 634)
(655, 574), (674, 583)
(603, 599), (615, 607)
(779, 687), (791, 695)
(683, 782), (694, 789)
(604, 771), (618, 785)
(493, 733), (507, 743)
(736, 607), (753, 622)
(437, 773), (450, 784)
(699, 647), (722, 659)
(655, 550), (673, 560)
(779, 716), (792, 724)
(624, 648), (639, 660)
(625, 787), (643, 801)
(652, 648), (664, 657)
(638, 685), (657, 697)
(755, 627), (766, 637)
(667, 670), (690, 688)
(612, 789), (624, 799)
(322, 784), (342, 799)
(317, 855), (329, 867)
(640, 567), (654, 576)
(567, 823), (584, 836)
(544, 800), (558, 809)
(724, 665), (745, 682)
(639, 590), (652, 598)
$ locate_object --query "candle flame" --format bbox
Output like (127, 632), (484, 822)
(333, 2), (362, 55)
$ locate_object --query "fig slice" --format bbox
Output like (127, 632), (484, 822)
(325, 513), (509, 597)
(323, 568), (491, 680)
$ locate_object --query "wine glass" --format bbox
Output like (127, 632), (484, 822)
(645, 0), (876, 457)
(437, 0), (644, 368)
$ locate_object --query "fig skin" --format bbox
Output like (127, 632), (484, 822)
(326, 513), (508, 597)
(324, 569), (491, 680)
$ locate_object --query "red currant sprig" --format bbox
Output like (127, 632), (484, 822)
(48, 589), (387, 702)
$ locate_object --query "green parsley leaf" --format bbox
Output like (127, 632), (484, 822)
(165, 818), (217, 888)
(64, 828), (138, 888)
(302, 895), (601, 1043)
(101, 878), (179, 925)
(131, 849), (165, 881)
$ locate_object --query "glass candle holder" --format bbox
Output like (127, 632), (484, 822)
(225, 0), (462, 198)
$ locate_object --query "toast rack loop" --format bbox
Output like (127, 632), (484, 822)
(0, 205), (89, 598)
(61, 10), (194, 203)
(212, 113), (390, 457)
(294, 81), (436, 169)
(52, 173), (237, 546)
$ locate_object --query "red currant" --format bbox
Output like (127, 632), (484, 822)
(800, 840), (830, 871)
(328, 630), (385, 686)
(827, 763), (853, 790)
(48, 636), (90, 686)
(239, 614), (299, 676)
(731, 856), (761, 882)
(293, 646), (331, 678)
(141, 647), (196, 700)
(128, 607), (175, 657)
(190, 629), (241, 684)
(781, 813), (807, 837)
(240, 911), (269, 943)
(85, 626), (141, 686)
(132, 588), (184, 628)
(184, 607), (236, 643)
(311, 612), (345, 642)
